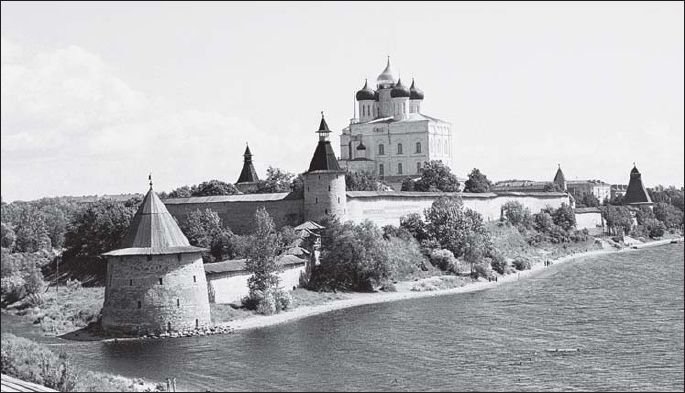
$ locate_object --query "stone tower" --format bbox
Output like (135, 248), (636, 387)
(101, 179), (211, 336)
(553, 164), (567, 191)
(235, 143), (260, 193)
(304, 113), (347, 222)
(623, 164), (653, 207)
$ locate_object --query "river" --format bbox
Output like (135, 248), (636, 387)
(3, 244), (683, 391)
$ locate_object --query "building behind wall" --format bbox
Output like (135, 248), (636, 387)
(101, 181), (211, 336)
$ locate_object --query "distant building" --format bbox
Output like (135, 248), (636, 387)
(622, 164), (653, 207)
(101, 181), (211, 336)
(235, 144), (260, 193)
(492, 180), (551, 193)
(339, 57), (453, 190)
(566, 180), (611, 203)
(611, 184), (628, 200)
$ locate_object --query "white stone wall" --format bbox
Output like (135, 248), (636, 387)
(207, 264), (306, 304)
(575, 212), (604, 234)
(345, 193), (571, 227)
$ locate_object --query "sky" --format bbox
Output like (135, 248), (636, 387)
(1, 1), (683, 202)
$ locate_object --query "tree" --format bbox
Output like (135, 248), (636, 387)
(413, 161), (460, 192)
(635, 205), (656, 226)
(544, 183), (564, 192)
(400, 177), (416, 191)
(255, 167), (296, 193)
(577, 193), (600, 208)
(346, 171), (383, 191)
(13, 207), (51, 253)
(178, 209), (236, 263)
(602, 205), (633, 236)
(648, 185), (684, 213)
(242, 208), (281, 304)
(550, 203), (576, 231)
(191, 180), (240, 196)
(463, 168), (493, 193)
(61, 200), (137, 282)
(501, 201), (533, 229)
(167, 186), (193, 198)
(399, 213), (429, 243)
(643, 218), (666, 238)
(653, 202), (684, 229)
(1, 223), (16, 250)
(291, 173), (305, 194)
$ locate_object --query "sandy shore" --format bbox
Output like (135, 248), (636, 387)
(223, 237), (683, 333)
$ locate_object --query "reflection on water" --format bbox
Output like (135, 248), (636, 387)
(3, 244), (683, 391)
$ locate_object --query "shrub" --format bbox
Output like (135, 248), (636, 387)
(1, 273), (27, 304)
(551, 203), (576, 231)
(384, 236), (432, 280)
(66, 278), (83, 292)
(429, 249), (457, 271)
(23, 269), (45, 295)
(490, 253), (508, 274)
(274, 289), (292, 312)
(256, 290), (277, 315)
(501, 201), (533, 229)
(512, 257), (532, 271)
(1, 333), (77, 392)
(643, 218), (666, 238)
(472, 261), (492, 279)
(533, 212), (554, 233)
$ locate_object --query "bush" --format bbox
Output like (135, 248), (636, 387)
(385, 236), (432, 280)
(274, 289), (292, 312)
(66, 278), (83, 292)
(1, 333), (77, 392)
(256, 290), (277, 315)
(501, 201), (533, 229)
(1, 273), (27, 304)
(429, 249), (457, 272)
(490, 253), (508, 274)
(472, 261), (492, 279)
(533, 212), (554, 233)
(512, 257), (532, 271)
(643, 218), (666, 238)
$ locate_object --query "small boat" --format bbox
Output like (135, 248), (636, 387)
(545, 348), (580, 353)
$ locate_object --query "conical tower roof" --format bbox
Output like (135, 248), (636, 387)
(308, 113), (341, 172)
(237, 143), (260, 184)
(103, 185), (206, 256)
(553, 165), (566, 184)
(623, 165), (652, 205)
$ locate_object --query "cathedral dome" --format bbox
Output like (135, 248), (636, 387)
(355, 80), (375, 101)
(390, 78), (410, 98)
(376, 57), (397, 89)
(410, 79), (424, 100)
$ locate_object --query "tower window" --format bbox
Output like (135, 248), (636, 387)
(130, 279), (133, 286)
(193, 275), (197, 283)
(338, 197), (340, 203)
(398, 163), (403, 175)
(416, 142), (422, 154)
(417, 162), (421, 173)
(378, 144), (385, 155)
(196, 319), (199, 329)
(315, 198), (318, 204)
(168, 322), (172, 332)
(159, 278), (163, 285)
(379, 164), (385, 176)
(177, 299), (180, 307)
(397, 143), (403, 155)
(328, 185), (331, 191)
(137, 300), (142, 309)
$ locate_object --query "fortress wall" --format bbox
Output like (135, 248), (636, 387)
(165, 199), (304, 234)
(346, 193), (570, 227)
(102, 252), (211, 334)
(207, 263), (306, 304)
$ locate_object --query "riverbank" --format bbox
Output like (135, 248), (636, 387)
(221, 237), (683, 333)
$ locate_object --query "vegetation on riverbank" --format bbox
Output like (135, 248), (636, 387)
(0, 333), (164, 392)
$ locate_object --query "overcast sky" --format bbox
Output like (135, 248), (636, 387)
(1, 1), (683, 202)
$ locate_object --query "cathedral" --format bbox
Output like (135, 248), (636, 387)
(339, 58), (453, 190)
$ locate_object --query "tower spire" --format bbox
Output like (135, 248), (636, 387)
(148, 173), (153, 190)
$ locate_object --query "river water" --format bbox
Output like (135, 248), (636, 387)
(3, 244), (683, 391)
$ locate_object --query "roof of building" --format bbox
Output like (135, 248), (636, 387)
(574, 207), (602, 214)
(409, 78), (424, 100)
(294, 221), (325, 231)
(103, 187), (206, 256)
(308, 140), (342, 172)
(204, 254), (306, 275)
(553, 166), (566, 184)
(567, 180), (611, 186)
(236, 144), (260, 184)
(356, 79), (376, 101)
(163, 192), (294, 204)
(623, 165), (652, 204)
(359, 112), (447, 125)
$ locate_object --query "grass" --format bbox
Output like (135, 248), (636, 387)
(289, 288), (349, 307)
(3, 287), (103, 335)
(410, 276), (474, 292)
(210, 303), (256, 324)
(0, 333), (164, 392)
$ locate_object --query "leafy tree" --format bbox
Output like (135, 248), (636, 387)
(242, 208), (281, 301)
(653, 202), (684, 229)
(501, 201), (533, 229)
(13, 206), (51, 253)
(191, 180), (240, 196)
(602, 205), (633, 236)
(533, 211), (554, 233)
(400, 177), (416, 191)
(648, 185), (684, 213)
(544, 183), (564, 192)
(463, 168), (493, 193)
(413, 161), (460, 192)
(178, 209), (236, 263)
(1, 222), (16, 250)
(635, 205), (656, 226)
(291, 173), (305, 194)
(61, 200), (137, 283)
(345, 170), (384, 191)
(643, 218), (666, 238)
(550, 203), (576, 231)
(167, 186), (193, 198)
(577, 193), (600, 208)
(399, 213), (429, 243)
(255, 167), (296, 193)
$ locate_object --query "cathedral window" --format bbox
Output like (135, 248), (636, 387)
(417, 162), (421, 173)
(397, 143), (403, 155)
(159, 278), (163, 285)
(137, 300), (142, 309)
(379, 164), (384, 176)
(398, 163), (403, 175)
(378, 144), (384, 155)
(193, 275), (197, 283)
(416, 142), (421, 154)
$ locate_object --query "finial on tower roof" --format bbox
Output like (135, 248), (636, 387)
(321, 111), (324, 119)
(148, 173), (153, 190)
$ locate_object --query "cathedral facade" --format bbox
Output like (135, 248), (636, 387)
(339, 58), (453, 189)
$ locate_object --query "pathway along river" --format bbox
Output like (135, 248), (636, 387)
(3, 244), (684, 391)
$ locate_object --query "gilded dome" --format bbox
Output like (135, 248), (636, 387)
(376, 57), (397, 89)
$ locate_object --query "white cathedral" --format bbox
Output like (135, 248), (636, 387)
(339, 57), (454, 189)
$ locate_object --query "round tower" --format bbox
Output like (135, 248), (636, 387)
(101, 179), (211, 336)
(304, 113), (347, 222)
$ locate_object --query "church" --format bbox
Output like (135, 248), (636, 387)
(339, 58), (453, 190)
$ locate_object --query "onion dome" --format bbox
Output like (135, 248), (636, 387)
(376, 56), (397, 88)
(409, 78), (424, 100)
(390, 78), (410, 98)
(355, 79), (376, 101)
(356, 140), (366, 150)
